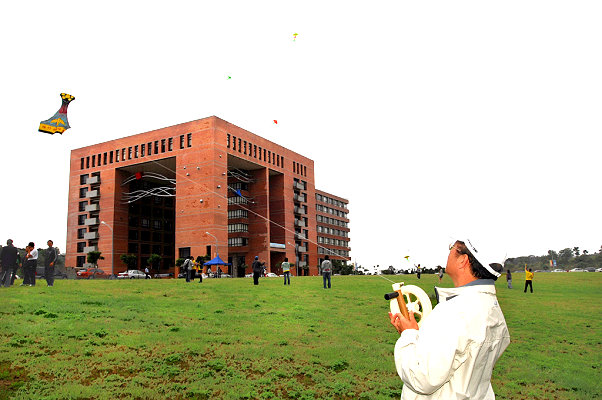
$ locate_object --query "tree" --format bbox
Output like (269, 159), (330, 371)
(147, 254), (162, 271)
(583, 250), (589, 255)
(87, 251), (104, 268)
(558, 248), (574, 268)
(120, 254), (138, 270)
(573, 247), (580, 257)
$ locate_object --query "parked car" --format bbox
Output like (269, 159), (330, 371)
(77, 268), (107, 279)
(266, 272), (278, 278)
(569, 268), (586, 272)
(551, 269), (565, 272)
(153, 273), (174, 279)
(595, 268), (602, 272)
(117, 270), (148, 279)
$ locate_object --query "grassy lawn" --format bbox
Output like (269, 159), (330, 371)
(0, 273), (600, 400)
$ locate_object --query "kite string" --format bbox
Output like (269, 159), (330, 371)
(145, 158), (343, 257)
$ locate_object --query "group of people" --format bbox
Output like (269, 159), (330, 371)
(0, 239), (58, 288)
(505, 266), (535, 292)
(181, 256), (223, 283)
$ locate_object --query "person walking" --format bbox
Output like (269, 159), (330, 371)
(182, 256), (193, 282)
(44, 240), (58, 287)
(389, 239), (510, 400)
(1, 239), (19, 287)
(24, 242), (38, 286)
(416, 264), (421, 279)
(506, 269), (513, 289)
(252, 256), (262, 285)
(197, 261), (203, 283)
(524, 266), (534, 293)
(437, 266), (444, 283)
(282, 258), (291, 285)
(321, 255), (332, 289)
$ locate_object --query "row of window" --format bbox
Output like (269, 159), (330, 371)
(228, 223), (249, 233)
(128, 217), (174, 230)
(316, 193), (347, 209)
(317, 236), (349, 247)
(227, 134), (285, 169)
(228, 237), (248, 247)
(318, 247), (349, 257)
(128, 230), (174, 242)
(292, 161), (307, 177)
(228, 196), (249, 205)
(316, 204), (348, 219)
(229, 182), (249, 191)
(80, 134), (192, 170)
(228, 209), (248, 219)
(317, 226), (349, 238)
(127, 243), (174, 255)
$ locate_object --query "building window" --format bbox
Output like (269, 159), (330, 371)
(228, 237), (248, 247)
(258, 147), (262, 160)
(122, 149), (126, 161)
(182, 135), (186, 149)
(77, 242), (86, 253)
(80, 174), (88, 185)
(141, 218), (149, 228)
(228, 223), (249, 233)
(79, 201), (87, 212)
(244, 141), (247, 155)
(238, 138), (242, 152)
(232, 136), (237, 151)
(79, 187), (88, 199)
(254, 145), (257, 158)
(77, 228), (86, 239)
(103, 153), (107, 165)
(154, 141), (159, 154)
(268, 151), (271, 163)
(78, 215), (86, 225)
(161, 139), (166, 153)
(109, 151), (113, 163)
(147, 142), (152, 156)
(152, 220), (162, 229)
(263, 149), (266, 161)
(187, 133), (192, 147)
(228, 209), (248, 219)
(168, 137), (173, 151)
(91, 155), (95, 168)
(80, 158), (84, 169)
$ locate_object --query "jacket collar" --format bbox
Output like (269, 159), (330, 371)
(435, 279), (496, 303)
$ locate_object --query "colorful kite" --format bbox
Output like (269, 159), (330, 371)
(273, 120), (278, 124)
(293, 33), (298, 41)
(39, 93), (75, 134)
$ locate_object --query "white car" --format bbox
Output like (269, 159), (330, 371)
(595, 268), (602, 272)
(266, 272), (278, 278)
(551, 269), (565, 272)
(568, 268), (586, 272)
(117, 270), (149, 279)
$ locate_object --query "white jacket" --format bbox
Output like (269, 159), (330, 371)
(394, 280), (510, 400)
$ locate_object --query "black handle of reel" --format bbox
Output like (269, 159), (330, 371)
(384, 292), (399, 300)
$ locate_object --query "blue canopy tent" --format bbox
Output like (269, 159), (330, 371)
(203, 255), (231, 266)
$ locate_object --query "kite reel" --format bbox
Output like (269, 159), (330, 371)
(385, 282), (433, 328)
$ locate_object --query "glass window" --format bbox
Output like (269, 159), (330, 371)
(187, 133), (192, 147)
(168, 137), (173, 151)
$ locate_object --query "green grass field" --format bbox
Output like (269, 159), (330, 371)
(0, 273), (600, 400)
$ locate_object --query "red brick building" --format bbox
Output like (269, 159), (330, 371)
(67, 116), (350, 276)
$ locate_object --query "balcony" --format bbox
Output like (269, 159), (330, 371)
(298, 261), (307, 268)
(84, 231), (99, 240)
(294, 182), (304, 190)
(88, 176), (101, 185)
(86, 190), (99, 199)
(293, 193), (306, 203)
(83, 246), (98, 253)
(294, 219), (305, 227)
(295, 233), (306, 240)
(84, 218), (99, 226)
(85, 203), (99, 212)
(297, 246), (307, 253)
(294, 207), (306, 215)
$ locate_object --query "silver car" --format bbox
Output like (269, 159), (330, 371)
(117, 270), (149, 279)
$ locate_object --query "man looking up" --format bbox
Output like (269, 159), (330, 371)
(389, 239), (510, 400)
(44, 240), (57, 287)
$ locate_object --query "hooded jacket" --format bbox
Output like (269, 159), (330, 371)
(394, 280), (510, 400)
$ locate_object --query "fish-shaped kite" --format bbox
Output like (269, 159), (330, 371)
(39, 93), (75, 134)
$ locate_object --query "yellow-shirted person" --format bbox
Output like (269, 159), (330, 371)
(524, 265), (534, 293)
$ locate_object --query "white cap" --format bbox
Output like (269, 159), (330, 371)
(456, 238), (502, 278)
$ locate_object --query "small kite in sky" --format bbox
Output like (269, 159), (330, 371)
(227, 76), (231, 80)
(293, 33), (298, 41)
(273, 120), (278, 124)
(39, 93), (75, 134)
(404, 256), (410, 261)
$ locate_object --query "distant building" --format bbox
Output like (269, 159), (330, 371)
(66, 116), (350, 276)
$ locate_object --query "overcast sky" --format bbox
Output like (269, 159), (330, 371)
(0, 1), (600, 271)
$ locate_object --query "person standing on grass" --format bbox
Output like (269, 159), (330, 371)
(282, 258), (291, 285)
(416, 264), (421, 279)
(1, 239), (18, 287)
(437, 266), (444, 283)
(524, 266), (534, 293)
(389, 239), (510, 400)
(44, 240), (57, 287)
(24, 242), (37, 286)
(252, 256), (262, 285)
(144, 266), (151, 279)
(506, 269), (513, 289)
(183, 256), (193, 282)
(321, 255), (332, 289)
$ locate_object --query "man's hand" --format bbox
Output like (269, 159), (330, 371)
(389, 311), (419, 334)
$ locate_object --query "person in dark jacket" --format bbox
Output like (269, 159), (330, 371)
(252, 256), (262, 285)
(44, 240), (58, 287)
(23, 242), (38, 286)
(1, 239), (19, 287)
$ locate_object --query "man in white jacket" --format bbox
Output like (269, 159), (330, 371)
(389, 239), (510, 400)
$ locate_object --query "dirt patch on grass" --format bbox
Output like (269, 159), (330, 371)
(0, 362), (29, 400)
